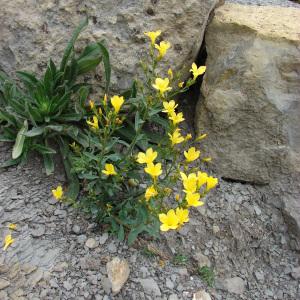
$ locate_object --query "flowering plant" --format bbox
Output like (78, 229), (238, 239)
(53, 30), (218, 244)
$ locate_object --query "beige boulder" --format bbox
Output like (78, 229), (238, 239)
(196, 3), (300, 184)
(195, 4), (300, 243)
(0, 0), (220, 91)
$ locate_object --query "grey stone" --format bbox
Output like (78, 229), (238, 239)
(291, 266), (300, 279)
(254, 271), (265, 282)
(53, 262), (68, 272)
(0, 291), (9, 300)
(27, 269), (44, 287)
(101, 277), (112, 294)
(165, 278), (174, 290)
(139, 278), (161, 296)
(77, 235), (87, 244)
(63, 280), (73, 291)
(0, 279), (10, 290)
(0, 0), (220, 92)
(193, 251), (211, 268)
(31, 224), (46, 237)
(72, 225), (81, 234)
(221, 277), (246, 295)
(107, 242), (117, 253)
(99, 233), (109, 245)
(85, 238), (99, 249)
(169, 294), (179, 300)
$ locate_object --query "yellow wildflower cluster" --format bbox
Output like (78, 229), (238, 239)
(3, 223), (17, 251)
(144, 30), (170, 60)
(86, 95), (125, 131)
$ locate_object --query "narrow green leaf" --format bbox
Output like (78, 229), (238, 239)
(60, 18), (88, 72)
(12, 120), (28, 159)
(117, 225), (125, 242)
(43, 153), (54, 175)
(24, 126), (44, 137)
(33, 144), (56, 155)
(97, 41), (111, 92)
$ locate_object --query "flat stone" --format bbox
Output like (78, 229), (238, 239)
(193, 290), (212, 300)
(72, 225), (81, 234)
(21, 264), (37, 275)
(291, 266), (300, 279)
(139, 278), (161, 296)
(52, 262), (68, 272)
(63, 280), (73, 291)
(193, 251), (211, 268)
(31, 225), (46, 237)
(169, 294), (179, 300)
(99, 233), (109, 245)
(27, 269), (44, 287)
(85, 238), (99, 249)
(221, 277), (246, 295)
(106, 257), (130, 294)
(0, 278), (10, 290)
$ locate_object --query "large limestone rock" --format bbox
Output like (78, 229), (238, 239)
(0, 0), (219, 91)
(195, 4), (300, 244)
(196, 4), (300, 184)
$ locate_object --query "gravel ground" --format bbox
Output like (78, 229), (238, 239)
(226, 0), (300, 8)
(1, 141), (300, 300)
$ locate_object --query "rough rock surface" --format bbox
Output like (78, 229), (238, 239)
(196, 3), (300, 184)
(0, 0), (219, 91)
(195, 3), (300, 239)
(1, 142), (299, 299)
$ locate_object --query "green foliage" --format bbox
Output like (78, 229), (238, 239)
(198, 266), (215, 287)
(172, 253), (189, 266)
(67, 32), (214, 245)
(0, 19), (110, 194)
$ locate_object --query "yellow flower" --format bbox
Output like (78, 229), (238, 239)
(178, 81), (184, 88)
(184, 147), (200, 162)
(168, 111), (185, 125)
(168, 68), (173, 79)
(175, 194), (180, 201)
(89, 100), (95, 109)
(159, 209), (179, 231)
(206, 176), (218, 191)
(186, 192), (203, 207)
(52, 185), (63, 200)
(162, 100), (177, 115)
(168, 128), (184, 146)
(196, 133), (207, 141)
(175, 207), (189, 226)
(145, 163), (162, 179)
(197, 171), (208, 188)
(190, 63), (206, 80)
(180, 172), (198, 193)
(111, 95), (124, 113)
(8, 223), (17, 230)
(152, 78), (172, 95)
(137, 148), (158, 164)
(3, 234), (14, 250)
(155, 41), (171, 59)
(202, 157), (212, 162)
(185, 133), (192, 141)
(145, 185), (158, 201)
(86, 116), (99, 130)
(102, 164), (117, 176)
(144, 30), (161, 45)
